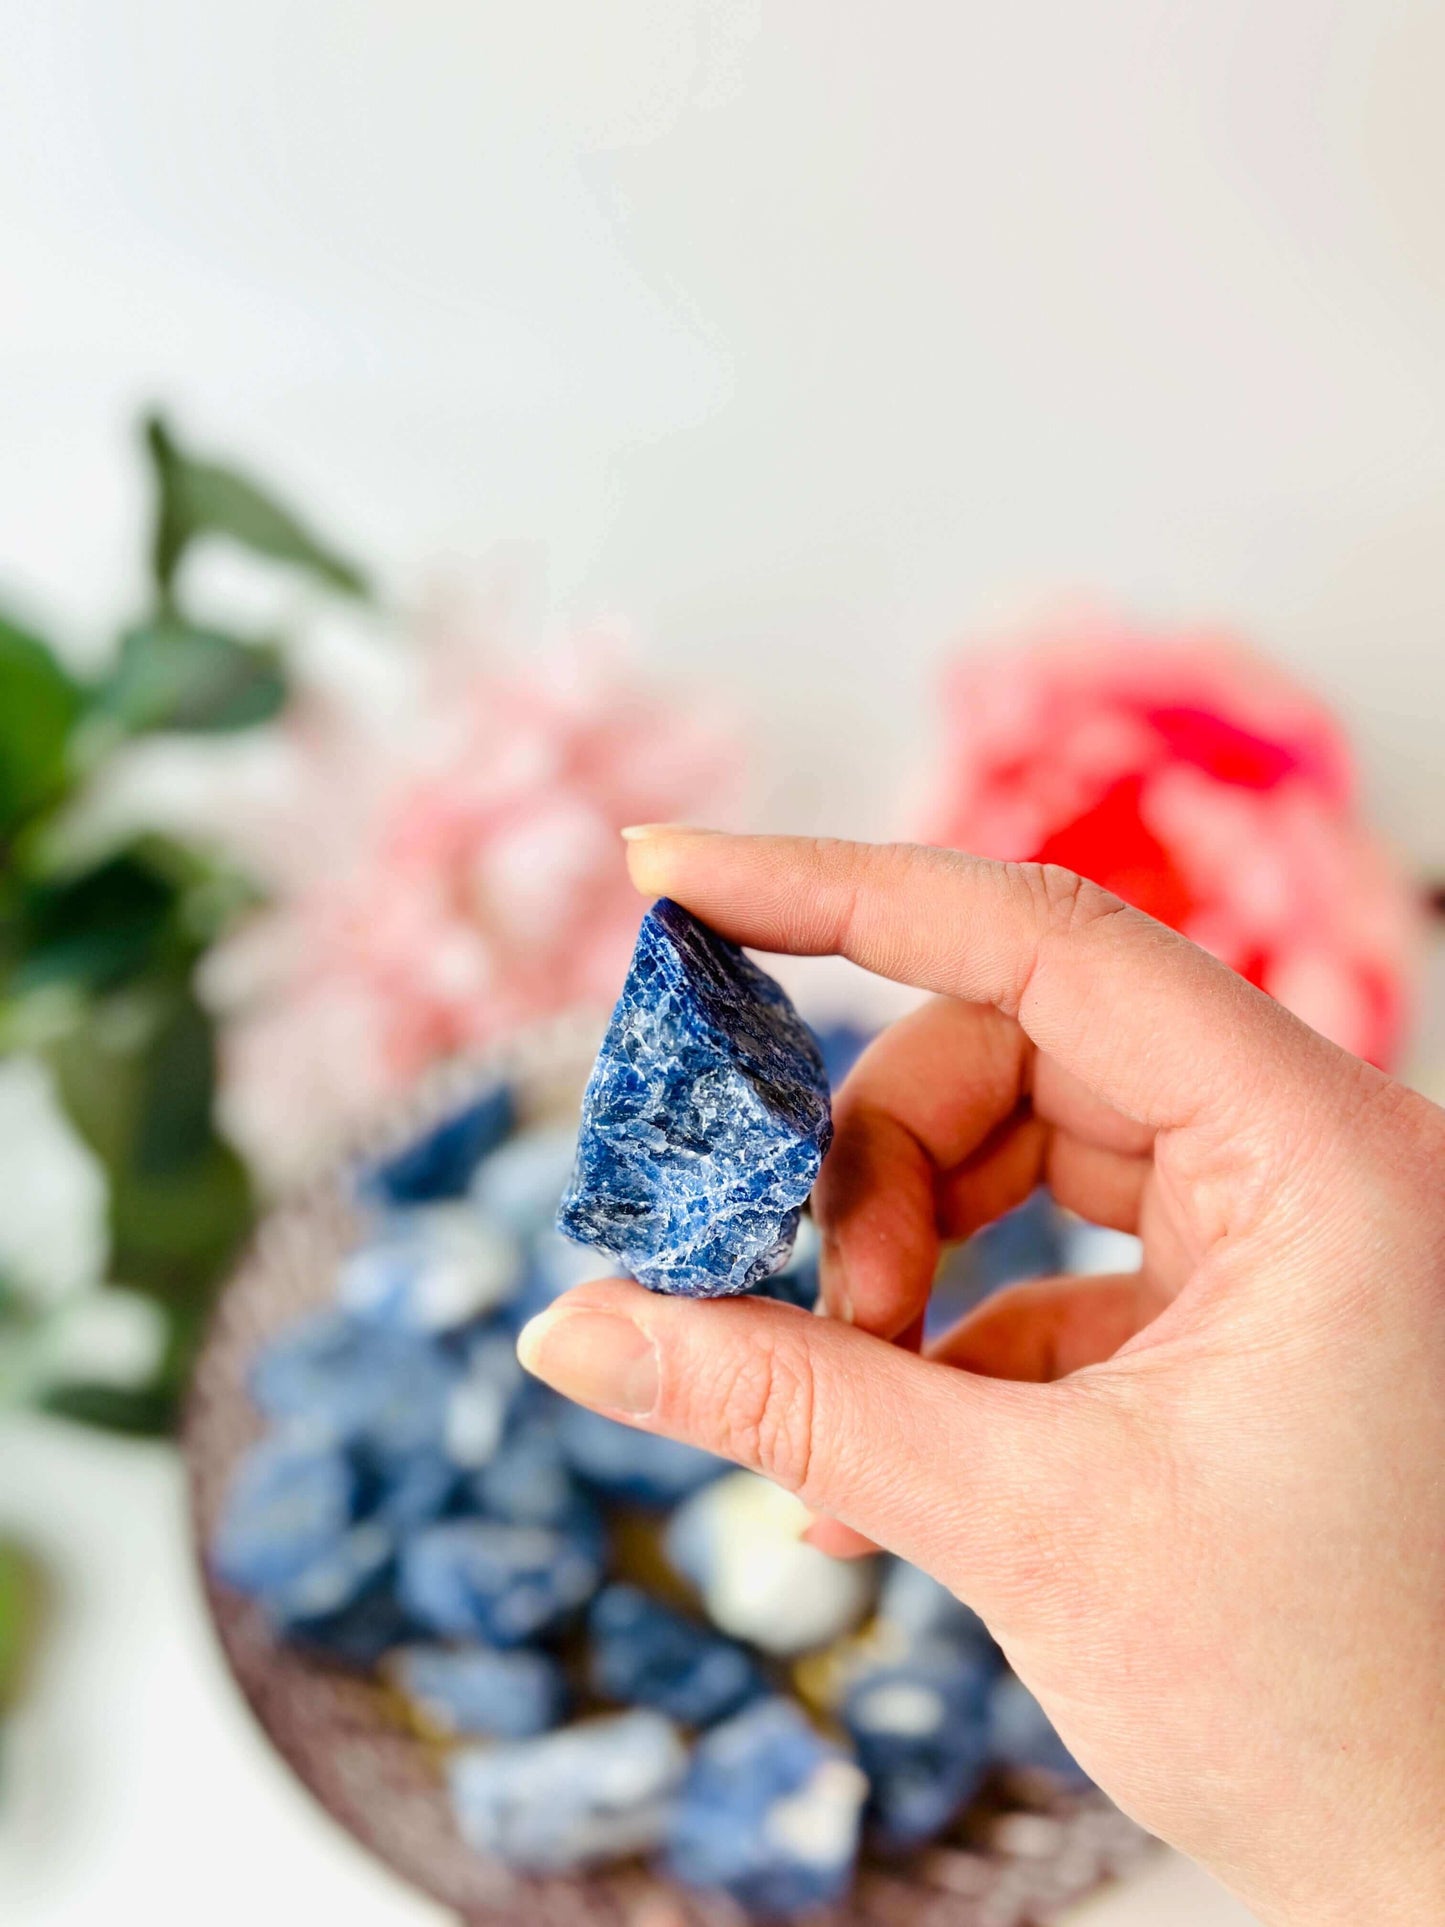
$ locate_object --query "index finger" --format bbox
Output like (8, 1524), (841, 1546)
(622, 830), (1348, 1139)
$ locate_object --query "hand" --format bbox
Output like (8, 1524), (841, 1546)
(517, 831), (1445, 1926)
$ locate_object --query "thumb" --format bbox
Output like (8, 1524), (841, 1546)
(517, 1277), (1097, 1621)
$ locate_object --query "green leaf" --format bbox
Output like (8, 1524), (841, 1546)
(132, 984), (216, 1176)
(45, 983), (253, 1307)
(41, 1380), (177, 1437)
(102, 619), (287, 734)
(12, 851), (180, 998)
(144, 413), (369, 601)
(0, 613), (83, 833)
(0, 1540), (47, 1714)
(108, 1136), (252, 1304)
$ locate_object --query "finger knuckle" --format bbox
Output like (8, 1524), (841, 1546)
(714, 1327), (818, 1496)
(1017, 861), (1128, 937)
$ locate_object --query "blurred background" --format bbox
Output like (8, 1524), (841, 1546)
(2, 4), (1443, 1924)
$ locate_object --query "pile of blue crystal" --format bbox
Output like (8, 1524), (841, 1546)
(558, 899), (834, 1295)
(211, 1040), (1097, 1916)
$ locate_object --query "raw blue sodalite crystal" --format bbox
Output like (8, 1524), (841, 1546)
(841, 1642), (993, 1850)
(398, 1516), (602, 1646)
(211, 1435), (357, 1595)
(449, 1710), (688, 1873)
(356, 1082), (514, 1207)
(588, 1584), (766, 1728)
(392, 1642), (567, 1740)
(557, 898), (833, 1296)
(662, 1697), (867, 1915)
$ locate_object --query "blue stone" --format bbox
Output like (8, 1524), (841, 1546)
(211, 1435), (357, 1596)
(337, 1205), (521, 1333)
(498, 1228), (615, 1333)
(662, 1697), (866, 1916)
(875, 1560), (1001, 1666)
(469, 1124), (578, 1240)
(392, 1642), (568, 1740)
(441, 1327), (528, 1469)
(927, 1187), (1068, 1338)
(841, 1642), (993, 1849)
(351, 1441), (460, 1530)
(356, 1082), (514, 1206)
(588, 1584), (766, 1728)
(557, 898), (833, 1296)
(398, 1517), (602, 1646)
(987, 1672), (1091, 1785)
(248, 1310), (460, 1457)
(449, 1710), (688, 1873)
(267, 1522), (411, 1665)
(470, 1416), (603, 1541)
(812, 1020), (874, 1091)
(556, 1401), (726, 1508)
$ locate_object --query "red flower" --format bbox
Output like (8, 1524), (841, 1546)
(922, 614), (1421, 1069)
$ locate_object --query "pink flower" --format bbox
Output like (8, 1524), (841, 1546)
(205, 628), (739, 1185)
(921, 612), (1421, 1069)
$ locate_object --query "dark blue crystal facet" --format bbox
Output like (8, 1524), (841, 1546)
(557, 899), (832, 1296)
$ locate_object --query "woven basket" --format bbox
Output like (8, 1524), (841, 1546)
(183, 1022), (1153, 1925)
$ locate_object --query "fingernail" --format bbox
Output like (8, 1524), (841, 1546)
(798, 1512), (825, 1547)
(819, 1234), (854, 1324)
(620, 822), (716, 841)
(516, 1308), (659, 1416)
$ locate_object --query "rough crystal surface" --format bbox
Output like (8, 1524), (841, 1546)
(391, 1642), (567, 1740)
(357, 1083), (514, 1206)
(398, 1517), (601, 1646)
(587, 1584), (765, 1728)
(841, 1641), (993, 1849)
(211, 1436), (356, 1595)
(663, 1697), (866, 1915)
(557, 899), (832, 1296)
(449, 1710), (687, 1873)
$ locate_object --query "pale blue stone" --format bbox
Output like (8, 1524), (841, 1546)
(987, 1672), (1090, 1785)
(267, 1522), (410, 1665)
(212, 1435), (356, 1595)
(393, 1642), (567, 1739)
(337, 1205), (521, 1333)
(588, 1584), (766, 1728)
(469, 1124), (578, 1240)
(928, 1188), (1067, 1337)
(812, 1020), (874, 1090)
(841, 1641), (993, 1849)
(558, 899), (832, 1296)
(398, 1517), (601, 1646)
(357, 1083), (513, 1206)
(663, 1697), (866, 1915)
(470, 1415), (603, 1541)
(876, 1560), (1000, 1662)
(557, 1402), (726, 1508)
(249, 1310), (460, 1457)
(449, 1710), (688, 1873)
(501, 1227), (616, 1332)
(442, 1328), (527, 1469)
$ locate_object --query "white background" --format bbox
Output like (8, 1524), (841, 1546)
(2, 1), (1444, 852)
(3, 4), (1444, 1921)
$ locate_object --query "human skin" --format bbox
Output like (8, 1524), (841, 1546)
(517, 831), (1445, 1925)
